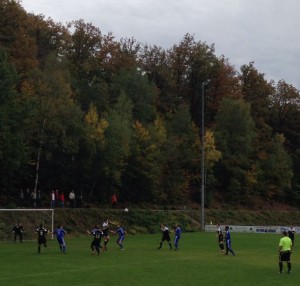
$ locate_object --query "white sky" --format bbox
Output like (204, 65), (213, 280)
(21, 0), (300, 89)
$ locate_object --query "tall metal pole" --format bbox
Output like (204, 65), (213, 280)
(201, 80), (210, 231)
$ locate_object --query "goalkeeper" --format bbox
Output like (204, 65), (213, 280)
(12, 223), (24, 243)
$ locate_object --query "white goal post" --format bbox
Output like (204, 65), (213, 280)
(0, 208), (54, 240)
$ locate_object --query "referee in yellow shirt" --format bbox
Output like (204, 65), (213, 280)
(278, 230), (293, 274)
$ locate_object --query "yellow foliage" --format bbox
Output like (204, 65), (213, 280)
(20, 79), (35, 97)
(85, 104), (109, 143)
(204, 130), (222, 168)
(133, 121), (150, 141)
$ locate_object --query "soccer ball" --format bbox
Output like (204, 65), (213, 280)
(124, 208), (129, 212)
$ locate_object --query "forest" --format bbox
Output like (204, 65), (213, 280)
(0, 0), (299, 208)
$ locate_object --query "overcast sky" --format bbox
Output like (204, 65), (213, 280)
(21, 0), (300, 89)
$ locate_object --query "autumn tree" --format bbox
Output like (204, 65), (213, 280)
(214, 97), (256, 204)
(99, 93), (133, 200)
(122, 119), (167, 203)
(26, 53), (84, 191)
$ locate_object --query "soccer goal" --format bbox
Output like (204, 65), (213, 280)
(0, 208), (54, 241)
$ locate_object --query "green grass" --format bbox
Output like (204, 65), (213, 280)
(0, 232), (298, 286)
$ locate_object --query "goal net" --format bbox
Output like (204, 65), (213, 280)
(0, 209), (54, 242)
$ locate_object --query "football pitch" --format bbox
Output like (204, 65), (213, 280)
(0, 232), (298, 286)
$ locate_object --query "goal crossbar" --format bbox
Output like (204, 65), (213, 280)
(0, 209), (54, 239)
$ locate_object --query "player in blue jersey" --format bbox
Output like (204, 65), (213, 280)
(158, 224), (172, 250)
(36, 224), (49, 253)
(224, 225), (236, 256)
(174, 224), (182, 251)
(87, 225), (103, 256)
(111, 225), (126, 250)
(53, 225), (67, 254)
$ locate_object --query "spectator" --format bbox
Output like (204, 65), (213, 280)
(51, 190), (55, 209)
(19, 189), (24, 207)
(111, 193), (117, 209)
(78, 193), (83, 208)
(37, 190), (41, 208)
(69, 190), (75, 208)
(60, 192), (65, 208)
(31, 190), (37, 208)
(55, 189), (59, 208)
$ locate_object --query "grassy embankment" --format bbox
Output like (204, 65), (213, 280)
(1, 207), (299, 240)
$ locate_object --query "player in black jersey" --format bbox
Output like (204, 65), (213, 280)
(12, 223), (24, 243)
(36, 224), (49, 253)
(157, 224), (172, 250)
(87, 225), (103, 256)
(102, 219), (110, 250)
(216, 228), (225, 252)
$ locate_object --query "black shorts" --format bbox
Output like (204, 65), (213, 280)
(92, 239), (101, 248)
(162, 235), (170, 242)
(279, 251), (291, 262)
(38, 237), (46, 245)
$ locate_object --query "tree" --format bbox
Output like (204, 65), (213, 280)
(112, 68), (158, 124)
(214, 97), (256, 203)
(258, 134), (293, 201)
(0, 0), (38, 74)
(268, 80), (300, 203)
(0, 47), (30, 201)
(100, 93), (133, 200)
(122, 119), (167, 203)
(27, 53), (84, 191)
(269, 80), (300, 146)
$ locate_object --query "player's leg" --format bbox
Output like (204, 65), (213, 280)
(219, 242), (225, 252)
(57, 238), (63, 252)
(225, 240), (229, 255)
(95, 241), (101, 256)
(119, 237), (125, 250)
(287, 252), (291, 273)
(167, 238), (172, 250)
(229, 247), (235, 256)
(61, 238), (66, 254)
(279, 253), (283, 273)
(157, 240), (163, 249)
(104, 235), (109, 250)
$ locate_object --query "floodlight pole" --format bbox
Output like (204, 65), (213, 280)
(201, 80), (210, 231)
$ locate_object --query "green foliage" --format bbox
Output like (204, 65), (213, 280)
(214, 98), (256, 203)
(258, 134), (293, 200)
(0, 1), (299, 207)
(0, 47), (31, 196)
(101, 93), (133, 192)
(112, 68), (158, 124)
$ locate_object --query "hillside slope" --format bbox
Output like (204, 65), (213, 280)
(1, 208), (299, 241)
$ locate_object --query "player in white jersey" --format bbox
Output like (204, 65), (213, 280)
(102, 219), (110, 250)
